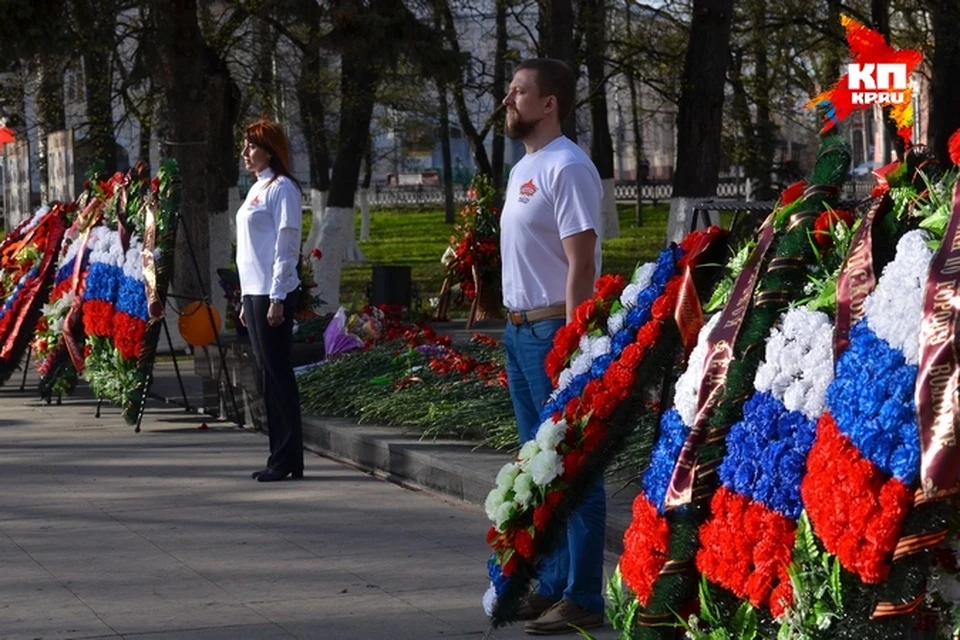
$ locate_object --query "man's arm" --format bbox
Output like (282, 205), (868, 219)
(562, 229), (597, 323)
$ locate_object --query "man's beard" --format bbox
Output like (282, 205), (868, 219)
(505, 112), (542, 140)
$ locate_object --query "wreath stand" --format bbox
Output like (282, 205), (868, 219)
(434, 266), (502, 330)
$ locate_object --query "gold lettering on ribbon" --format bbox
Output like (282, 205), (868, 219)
(141, 198), (163, 320)
(917, 180), (960, 499)
(665, 214), (777, 509)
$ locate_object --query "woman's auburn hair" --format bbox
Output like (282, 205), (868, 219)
(244, 120), (301, 192)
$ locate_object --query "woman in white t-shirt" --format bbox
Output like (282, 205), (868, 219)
(236, 120), (304, 482)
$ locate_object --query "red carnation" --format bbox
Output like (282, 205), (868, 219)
(533, 490), (564, 531)
(800, 415), (912, 583)
(311, 248), (323, 261)
(486, 526), (499, 546)
(594, 273), (626, 301)
(502, 554), (519, 577)
(949, 128), (960, 167)
(620, 493), (671, 605)
(871, 181), (890, 198)
(572, 299), (597, 329)
(812, 209), (855, 248)
(780, 180), (807, 205)
(514, 528), (535, 559)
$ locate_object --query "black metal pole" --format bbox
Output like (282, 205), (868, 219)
(161, 316), (191, 411)
(19, 349), (31, 391)
(95, 397), (102, 418)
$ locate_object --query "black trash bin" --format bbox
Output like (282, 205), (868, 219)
(368, 265), (412, 308)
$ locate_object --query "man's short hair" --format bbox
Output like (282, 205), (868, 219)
(515, 58), (576, 123)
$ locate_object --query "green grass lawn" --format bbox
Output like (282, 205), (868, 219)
(308, 204), (676, 311)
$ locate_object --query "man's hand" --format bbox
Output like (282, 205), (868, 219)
(238, 305), (246, 327)
(267, 302), (284, 327)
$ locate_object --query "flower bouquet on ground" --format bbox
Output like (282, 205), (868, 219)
(0, 204), (71, 384)
(441, 175), (501, 312)
(483, 225), (729, 625)
(79, 160), (180, 425)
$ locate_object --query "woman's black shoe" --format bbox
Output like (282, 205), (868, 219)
(256, 468), (303, 482)
(251, 468), (269, 479)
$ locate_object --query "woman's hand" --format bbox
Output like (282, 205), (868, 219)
(238, 305), (246, 327)
(267, 301), (284, 327)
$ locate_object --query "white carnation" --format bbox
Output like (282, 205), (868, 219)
(496, 463), (521, 493)
(569, 351), (593, 376)
(482, 583), (498, 617)
(556, 368), (575, 393)
(865, 230), (933, 366)
(752, 308), (834, 419)
(495, 501), (517, 529)
(529, 450), (563, 486)
(620, 283), (641, 309)
(518, 440), (541, 463)
(591, 336), (611, 359)
(674, 314), (721, 427)
(484, 487), (506, 521)
(513, 472), (535, 507)
(632, 261), (657, 288)
(535, 419), (567, 451)
(607, 309), (626, 335)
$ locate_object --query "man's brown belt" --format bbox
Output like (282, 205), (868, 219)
(506, 303), (566, 326)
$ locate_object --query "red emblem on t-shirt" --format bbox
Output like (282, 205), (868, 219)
(520, 180), (537, 197)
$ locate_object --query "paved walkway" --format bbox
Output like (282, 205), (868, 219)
(0, 378), (620, 639)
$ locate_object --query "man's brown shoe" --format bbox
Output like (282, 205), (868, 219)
(524, 599), (604, 636)
(515, 592), (559, 621)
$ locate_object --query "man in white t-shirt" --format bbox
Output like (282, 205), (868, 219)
(499, 58), (605, 635)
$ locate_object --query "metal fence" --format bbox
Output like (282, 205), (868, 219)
(301, 178), (877, 209)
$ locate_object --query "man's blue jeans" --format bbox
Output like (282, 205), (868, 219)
(504, 318), (606, 614)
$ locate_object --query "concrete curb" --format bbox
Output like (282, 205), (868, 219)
(297, 416), (637, 555)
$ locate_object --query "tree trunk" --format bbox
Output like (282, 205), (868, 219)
(925, 0), (960, 166)
(313, 48), (379, 312)
(82, 44), (117, 173)
(152, 0), (239, 304)
(437, 0), (493, 177)
(139, 117), (152, 175)
(871, 0), (902, 162)
(539, 0), (577, 141)
(253, 17), (276, 119)
(437, 75), (456, 225)
(297, 43), (332, 255)
(491, 0), (508, 188)
(34, 53), (66, 203)
(360, 144), (373, 240)
(668, 0), (735, 243)
(583, 0), (617, 239)
(752, 0), (776, 199)
(625, 1), (643, 226)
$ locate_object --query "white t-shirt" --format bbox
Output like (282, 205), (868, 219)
(236, 168), (302, 299)
(500, 136), (602, 311)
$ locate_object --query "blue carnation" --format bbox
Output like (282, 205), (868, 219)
(55, 258), (75, 285)
(487, 555), (510, 595)
(642, 408), (689, 513)
(83, 262), (123, 303)
(828, 321), (919, 484)
(718, 392), (816, 519)
(115, 276), (149, 321)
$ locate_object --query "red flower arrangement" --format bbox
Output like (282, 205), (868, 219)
(812, 208), (855, 248)
(545, 274), (626, 383)
(696, 487), (797, 617)
(799, 414), (913, 583)
(621, 493), (671, 605)
(948, 127), (960, 167)
(443, 175), (501, 302)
